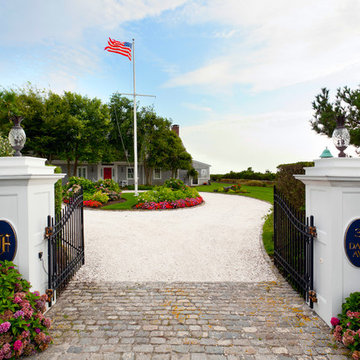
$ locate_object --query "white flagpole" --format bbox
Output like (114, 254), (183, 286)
(132, 38), (138, 197)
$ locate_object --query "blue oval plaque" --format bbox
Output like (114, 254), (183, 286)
(345, 219), (360, 268)
(0, 220), (17, 262)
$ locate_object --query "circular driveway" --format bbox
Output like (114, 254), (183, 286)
(74, 192), (276, 282)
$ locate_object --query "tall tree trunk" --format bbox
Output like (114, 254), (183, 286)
(73, 157), (79, 177)
(67, 159), (71, 178)
(144, 164), (152, 185)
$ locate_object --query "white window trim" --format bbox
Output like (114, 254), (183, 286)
(77, 166), (87, 178)
(201, 169), (207, 177)
(127, 167), (134, 180)
(153, 168), (161, 180)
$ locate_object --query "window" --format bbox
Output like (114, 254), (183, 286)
(192, 175), (199, 185)
(127, 167), (134, 179)
(77, 166), (87, 178)
(201, 169), (207, 177)
(154, 168), (161, 180)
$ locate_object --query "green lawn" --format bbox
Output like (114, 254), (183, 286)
(101, 192), (138, 210)
(195, 182), (273, 204)
(262, 211), (274, 257)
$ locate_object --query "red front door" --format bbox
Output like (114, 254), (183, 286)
(103, 167), (112, 180)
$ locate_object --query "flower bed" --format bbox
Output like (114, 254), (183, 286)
(331, 292), (360, 359)
(83, 200), (102, 208)
(63, 177), (122, 208)
(136, 196), (203, 210)
(0, 261), (52, 358)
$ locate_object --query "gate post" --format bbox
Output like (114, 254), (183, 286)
(296, 158), (360, 326)
(0, 157), (64, 296)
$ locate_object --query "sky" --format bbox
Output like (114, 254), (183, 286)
(1, 0), (360, 173)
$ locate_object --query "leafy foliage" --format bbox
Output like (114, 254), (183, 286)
(0, 133), (13, 157)
(137, 184), (199, 203)
(212, 167), (276, 181)
(0, 261), (52, 358)
(63, 177), (121, 206)
(331, 292), (360, 359)
(163, 178), (186, 190)
(311, 86), (360, 148)
(276, 162), (314, 210)
(54, 166), (62, 219)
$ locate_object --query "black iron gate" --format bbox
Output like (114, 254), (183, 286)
(273, 187), (317, 307)
(45, 188), (84, 301)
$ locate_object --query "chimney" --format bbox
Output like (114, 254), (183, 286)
(171, 124), (179, 136)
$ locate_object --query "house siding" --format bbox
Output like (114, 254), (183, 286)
(53, 160), (211, 186)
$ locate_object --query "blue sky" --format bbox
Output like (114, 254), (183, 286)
(1, 0), (360, 173)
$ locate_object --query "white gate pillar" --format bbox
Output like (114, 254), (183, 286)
(0, 156), (64, 296)
(296, 158), (360, 326)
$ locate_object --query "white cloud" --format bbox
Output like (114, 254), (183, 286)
(165, 0), (360, 93)
(181, 110), (342, 173)
(182, 102), (213, 112)
(0, 0), (189, 44)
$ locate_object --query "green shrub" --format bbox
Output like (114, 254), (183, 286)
(95, 179), (120, 193)
(276, 162), (314, 210)
(0, 260), (52, 357)
(331, 292), (360, 358)
(163, 178), (185, 190)
(0, 133), (14, 157)
(65, 177), (96, 193)
(137, 185), (200, 203)
(243, 180), (267, 187)
(91, 191), (109, 204)
(210, 174), (222, 181)
(54, 167), (62, 219)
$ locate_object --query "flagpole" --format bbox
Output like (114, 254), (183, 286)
(132, 38), (138, 197)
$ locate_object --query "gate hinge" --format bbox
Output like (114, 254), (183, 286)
(308, 226), (317, 238)
(45, 226), (53, 237)
(308, 290), (318, 303)
(46, 289), (54, 303)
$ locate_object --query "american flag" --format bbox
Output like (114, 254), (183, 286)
(104, 38), (132, 60)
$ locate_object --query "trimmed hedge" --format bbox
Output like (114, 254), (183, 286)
(54, 166), (62, 219)
(276, 161), (314, 210)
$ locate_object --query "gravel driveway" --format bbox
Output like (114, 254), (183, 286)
(74, 192), (276, 282)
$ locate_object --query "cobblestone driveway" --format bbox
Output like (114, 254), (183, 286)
(29, 194), (349, 359)
(31, 279), (348, 359)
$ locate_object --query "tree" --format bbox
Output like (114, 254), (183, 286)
(0, 86), (111, 173)
(162, 131), (193, 178)
(107, 93), (134, 163)
(0, 133), (13, 156)
(139, 109), (172, 184)
(311, 86), (360, 148)
(46, 91), (110, 175)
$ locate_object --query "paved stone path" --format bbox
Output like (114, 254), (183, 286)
(31, 279), (348, 359)
(28, 194), (349, 359)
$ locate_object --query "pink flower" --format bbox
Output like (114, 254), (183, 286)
(35, 328), (41, 334)
(42, 318), (51, 329)
(13, 340), (23, 351)
(13, 310), (24, 319)
(13, 296), (22, 304)
(0, 322), (11, 333)
(333, 325), (343, 342)
(1, 343), (11, 358)
(21, 330), (30, 339)
(353, 350), (360, 360)
(331, 317), (340, 326)
(342, 329), (356, 347)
